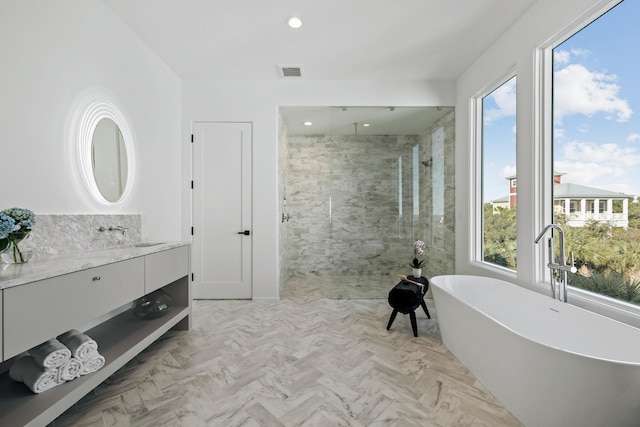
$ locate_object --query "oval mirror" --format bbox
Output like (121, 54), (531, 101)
(91, 118), (128, 203)
(75, 94), (135, 205)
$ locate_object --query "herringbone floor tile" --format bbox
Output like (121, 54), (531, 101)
(51, 277), (522, 426)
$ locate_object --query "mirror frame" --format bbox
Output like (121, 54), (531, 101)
(77, 98), (135, 205)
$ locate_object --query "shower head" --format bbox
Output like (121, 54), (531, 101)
(421, 157), (433, 167)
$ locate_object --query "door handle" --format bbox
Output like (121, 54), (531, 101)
(237, 230), (251, 235)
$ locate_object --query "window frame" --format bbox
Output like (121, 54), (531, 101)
(536, 0), (640, 326)
(471, 68), (518, 273)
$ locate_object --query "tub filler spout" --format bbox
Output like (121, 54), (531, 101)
(535, 223), (577, 302)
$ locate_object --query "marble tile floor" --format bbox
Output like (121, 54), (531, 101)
(287, 274), (404, 300)
(50, 277), (522, 426)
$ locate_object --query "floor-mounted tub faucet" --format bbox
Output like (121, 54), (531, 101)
(535, 224), (577, 302)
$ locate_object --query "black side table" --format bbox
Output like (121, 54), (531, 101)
(386, 275), (430, 337)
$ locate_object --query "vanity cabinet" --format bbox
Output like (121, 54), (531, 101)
(145, 245), (189, 294)
(0, 244), (191, 427)
(3, 258), (144, 359)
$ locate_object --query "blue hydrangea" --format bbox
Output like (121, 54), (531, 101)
(2, 207), (36, 231)
(0, 212), (15, 240)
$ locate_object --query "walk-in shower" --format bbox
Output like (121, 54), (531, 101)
(278, 106), (455, 299)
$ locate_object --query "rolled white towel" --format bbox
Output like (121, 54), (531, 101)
(58, 357), (83, 382)
(80, 353), (105, 376)
(9, 355), (62, 394)
(57, 329), (98, 362)
(29, 339), (71, 369)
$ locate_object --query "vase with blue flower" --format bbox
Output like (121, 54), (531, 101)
(0, 207), (36, 264)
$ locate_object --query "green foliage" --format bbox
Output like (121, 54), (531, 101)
(627, 199), (640, 229)
(482, 200), (640, 304)
(570, 272), (640, 304)
(483, 204), (517, 269)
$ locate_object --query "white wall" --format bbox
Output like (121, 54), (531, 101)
(0, 0), (182, 241)
(182, 79), (455, 299)
(455, 0), (617, 286)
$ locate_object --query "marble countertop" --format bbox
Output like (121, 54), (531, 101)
(0, 241), (190, 290)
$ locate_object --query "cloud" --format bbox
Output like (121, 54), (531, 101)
(554, 48), (591, 65)
(605, 182), (637, 196)
(554, 63), (632, 122)
(627, 133), (640, 143)
(554, 50), (571, 65)
(561, 140), (640, 169)
(484, 78), (517, 123)
(554, 159), (638, 196)
(554, 159), (616, 185)
(501, 165), (516, 179)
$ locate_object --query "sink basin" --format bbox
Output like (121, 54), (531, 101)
(134, 242), (164, 248)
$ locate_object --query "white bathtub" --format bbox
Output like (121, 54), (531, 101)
(430, 274), (640, 427)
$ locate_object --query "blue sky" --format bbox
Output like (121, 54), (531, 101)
(483, 0), (640, 202)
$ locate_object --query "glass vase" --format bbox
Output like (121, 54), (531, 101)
(1, 240), (34, 264)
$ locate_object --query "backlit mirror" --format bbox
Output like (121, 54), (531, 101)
(75, 94), (135, 205)
(92, 118), (128, 202)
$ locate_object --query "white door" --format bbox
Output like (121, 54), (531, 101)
(192, 122), (252, 299)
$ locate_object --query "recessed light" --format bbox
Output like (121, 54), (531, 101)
(363, 123), (370, 127)
(303, 121), (312, 126)
(287, 16), (302, 29)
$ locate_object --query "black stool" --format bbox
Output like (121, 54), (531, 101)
(386, 276), (430, 337)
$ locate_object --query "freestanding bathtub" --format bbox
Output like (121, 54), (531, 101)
(430, 274), (640, 427)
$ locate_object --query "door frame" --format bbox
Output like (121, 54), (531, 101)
(191, 121), (253, 299)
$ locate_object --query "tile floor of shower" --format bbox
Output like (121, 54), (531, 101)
(285, 274), (410, 300)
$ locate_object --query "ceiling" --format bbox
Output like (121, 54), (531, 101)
(100, 0), (535, 134)
(100, 0), (536, 81)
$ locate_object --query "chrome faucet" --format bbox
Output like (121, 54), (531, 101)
(98, 226), (127, 235)
(535, 224), (577, 302)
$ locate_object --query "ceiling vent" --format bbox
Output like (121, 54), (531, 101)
(278, 64), (304, 78)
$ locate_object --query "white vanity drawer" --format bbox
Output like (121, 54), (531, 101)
(145, 246), (189, 293)
(3, 257), (144, 359)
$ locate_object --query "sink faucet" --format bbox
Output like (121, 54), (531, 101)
(535, 224), (577, 302)
(98, 226), (127, 235)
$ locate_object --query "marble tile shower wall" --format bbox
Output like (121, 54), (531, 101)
(278, 113), (291, 287)
(287, 134), (428, 276)
(25, 214), (141, 259)
(285, 110), (455, 278)
(421, 110), (455, 279)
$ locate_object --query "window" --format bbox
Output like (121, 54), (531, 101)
(481, 75), (517, 270)
(551, 0), (640, 305)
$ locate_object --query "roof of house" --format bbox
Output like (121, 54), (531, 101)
(505, 172), (566, 180)
(553, 183), (631, 199)
(492, 183), (631, 204)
